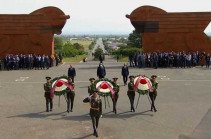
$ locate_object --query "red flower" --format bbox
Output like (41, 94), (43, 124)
(140, 79), (147, 84)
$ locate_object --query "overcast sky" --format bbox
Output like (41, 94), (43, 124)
(1, 0), (211, 35)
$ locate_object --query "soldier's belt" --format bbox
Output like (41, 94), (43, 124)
(90, 108), (99, 111)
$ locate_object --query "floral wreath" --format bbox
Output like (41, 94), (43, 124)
(93, 78), (115, 98)
(50, 75), (74, 97)
(134, 75), (153, 95)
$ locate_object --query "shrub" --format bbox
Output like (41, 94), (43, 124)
(113, 47), (142, 57)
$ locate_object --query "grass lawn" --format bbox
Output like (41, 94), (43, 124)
(63, 55), (89, 63)
(70, 40), (92, 51)
(111, 55), (129, 62)
(119, 57), (129, 62)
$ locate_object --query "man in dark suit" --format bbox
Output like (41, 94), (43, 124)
(121, 63), (129, 85)
(97, 63), (106, 79)
(68, 64), (76, 82)
(99, 54), (104, 63)
(205, 53), (210, 68)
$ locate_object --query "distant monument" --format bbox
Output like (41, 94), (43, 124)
(0, 6), (70, 58)
(126, 6), (211, 53)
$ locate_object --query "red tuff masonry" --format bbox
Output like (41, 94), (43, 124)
(126, 6), (211, 53)
(0, 6), (70, 58)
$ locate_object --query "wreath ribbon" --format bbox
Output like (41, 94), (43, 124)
(134, 75), (153, 92)
(133, 75), (142, 91)
(50, 79), (74, 98)
(96, 81), (115, 98)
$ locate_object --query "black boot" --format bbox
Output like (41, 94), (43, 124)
(93, 129), (96, 136)
(95, 129), (98, 137)
(154, 107), (157, 112)
(46, 104), (49, 112)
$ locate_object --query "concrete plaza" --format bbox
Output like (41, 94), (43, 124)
(0, 56), (211, 139)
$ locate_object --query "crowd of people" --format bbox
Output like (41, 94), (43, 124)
(0, 54), (56, 71)
(128, 51), (211, 69)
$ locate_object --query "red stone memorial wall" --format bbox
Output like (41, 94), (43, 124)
(126, 6), (211, 53)
(0, 6), (70, 58)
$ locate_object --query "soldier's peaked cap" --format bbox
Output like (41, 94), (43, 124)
(89, 78), (95, 81)
(129, 75), (135, 78)
(113, 77), (118, 80)
(151, 75), (157, 78)
(46, 76), (51, 80)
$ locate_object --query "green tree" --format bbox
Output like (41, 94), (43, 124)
(94, 47), (103, 59)
(89, 41), (96, 50)
(127, 30), (142, 48)
(54, 36), (63, 51)
(73, 43), (84, 50)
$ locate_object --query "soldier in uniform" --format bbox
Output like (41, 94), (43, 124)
(88, 78), (96, 96)
(127, 75), (135, 112)
(111, 77), (120, 114)
(83, 92), (102, 137)
(66, 77), (75, 113)
(150, 75), (158, 112)
(44, 76), (53, 112)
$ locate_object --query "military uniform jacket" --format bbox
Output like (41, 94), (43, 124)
(44, 82), (52, 98)
(67, 82), (75, 93)
(83, 97), (102, 116)
(127, 81), (135, 94)
(150, 79), (158, 95)
(112, 82), (120, 98)
(88, 84), (96, 95)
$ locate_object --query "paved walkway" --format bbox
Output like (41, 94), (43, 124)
(0, 47), (211, 138)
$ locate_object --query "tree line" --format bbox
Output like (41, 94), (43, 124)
(54, 36), (87, 57)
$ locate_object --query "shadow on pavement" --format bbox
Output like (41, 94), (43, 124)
(7, 110), (153, 122)
(103, 110), (153, 119)
(7, 111), (66, 119)
(179, 107), (211, 139)
(53, 110), (153, 122)
(72, 133), (93, 139)
(53, 113), (91, 121)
